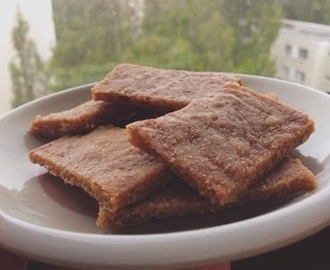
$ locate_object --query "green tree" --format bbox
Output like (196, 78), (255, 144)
(123, 0), (235, 71)
(50, 0), (284, 85)
(281, 0), (330, 25)
(222, 0), (283, 76)
(9, 9), (50, 108)
(51, 0), (142, 91)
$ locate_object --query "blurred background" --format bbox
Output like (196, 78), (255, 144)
(2, 0), (330, 116)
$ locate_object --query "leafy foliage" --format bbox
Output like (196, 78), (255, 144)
(9, 9), (50, 108)
(122, 0), (235, 71)
(49, 0), (282, 91)
(50, 0), (141, 90)
(12, 0), (328, 105)
(281, 0), (330, 24)
(222, 0), (282, 76)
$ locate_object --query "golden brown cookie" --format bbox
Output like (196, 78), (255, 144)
(29, 125), (174, 213)
(29, 100), (157, 139)
(92, 63), (241, 112)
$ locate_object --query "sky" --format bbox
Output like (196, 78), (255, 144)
(0, 0), (55, 116)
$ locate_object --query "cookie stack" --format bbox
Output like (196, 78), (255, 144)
(28, 64), (316, 229)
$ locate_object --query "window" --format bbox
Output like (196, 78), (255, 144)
(280, 65), (290, 78)
(2, 0), (330, 116)
(295, 69), (306, 83)
(285, 44), (292, 55)
(299, 48), (308, 59)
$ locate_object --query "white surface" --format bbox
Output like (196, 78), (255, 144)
(0, 76), (330, 269)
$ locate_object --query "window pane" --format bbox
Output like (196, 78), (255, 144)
(2, 0), (330, 115)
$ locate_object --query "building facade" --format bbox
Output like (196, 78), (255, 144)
(271, 19), (330, 93)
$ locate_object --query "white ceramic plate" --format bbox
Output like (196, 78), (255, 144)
(1, 75), (330, 270)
